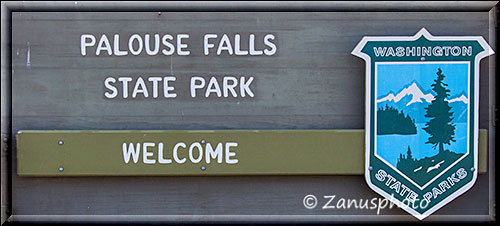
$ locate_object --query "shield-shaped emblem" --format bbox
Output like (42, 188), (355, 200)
(352, 28), (493, 219)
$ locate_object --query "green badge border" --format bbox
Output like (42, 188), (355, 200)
(352, 28), (494, 220)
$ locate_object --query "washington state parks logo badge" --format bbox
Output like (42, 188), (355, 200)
(352, 28), (494, 219)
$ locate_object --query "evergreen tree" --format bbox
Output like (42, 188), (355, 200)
(406, 146), (413, 161)
(422, 68), (456, 153)
(397, 146), (416, 174)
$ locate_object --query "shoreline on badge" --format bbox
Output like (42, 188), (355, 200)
(352, 28), (494, 220)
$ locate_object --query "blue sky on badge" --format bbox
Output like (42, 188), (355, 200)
(376, 62), (469, 99)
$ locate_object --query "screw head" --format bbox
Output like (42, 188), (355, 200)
(368, 166), (373, 171)
(420, 57), (425, 61)
(58, 167), (64, 172)
(201, 139), (206, 144)
(3, 137), (7, 142)
(58, 140), (64, 145)
(201, 166), (206, 171)
(471, 167), (475, 172)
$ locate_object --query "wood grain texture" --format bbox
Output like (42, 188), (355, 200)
(15, 129), (488, 176)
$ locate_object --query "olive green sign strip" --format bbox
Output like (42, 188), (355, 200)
(16, 129), (487, 176)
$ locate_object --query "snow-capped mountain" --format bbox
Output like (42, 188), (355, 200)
(446, 94), (469, 104)
(377, 82), (434, 106)
(377, 82), (469, 123)
(377, 82), (468, 106)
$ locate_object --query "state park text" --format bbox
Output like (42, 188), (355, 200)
(79, 33), (274, 100)
(374, 167), (468, 206)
